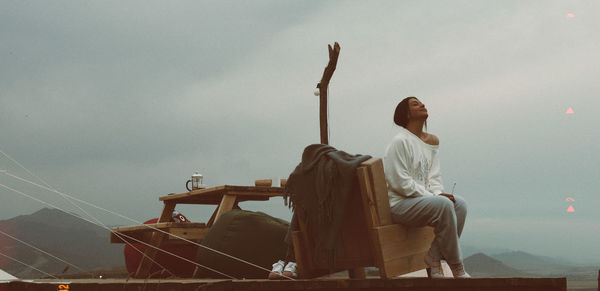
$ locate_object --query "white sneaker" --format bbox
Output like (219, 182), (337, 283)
(424, 253), (444, 278)
(268, 260), (285, 279)
(449, 262), (471, 278)
(282, 261), (297, 278)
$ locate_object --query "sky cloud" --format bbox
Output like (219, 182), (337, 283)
(1, 0), (599, 264)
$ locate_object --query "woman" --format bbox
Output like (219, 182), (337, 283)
(383, 96), (470, 279)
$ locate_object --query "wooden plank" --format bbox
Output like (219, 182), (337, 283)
(110, 231), (153, 244)
(166, 227), (209, 241)
(112, 222), (207, 233)
(5, 278), (569, 291)
(159, 186), (226, 201)
(359, 157), (382, 167)
(367, 159), (393, 226)
(372, 225), (434, 259)
(370, 224), (434, 278)
(356, 166), (380, 229)
(379, 250), (429, 278)
(161, 195), (271, 205)
(159, 185), (284, 201)
(206, 205), (219, 228)
(214, 194), (237, 221)
(158, 202), (176, 223)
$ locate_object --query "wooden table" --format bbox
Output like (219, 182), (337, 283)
(110, 185), (285, 278)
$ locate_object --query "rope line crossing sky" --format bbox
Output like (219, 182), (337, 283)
(0, 251), (58, 279)
(0, 149), (296, 280)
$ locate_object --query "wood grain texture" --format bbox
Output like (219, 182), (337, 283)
(317, 42), (340, 145)
(110, 222), (208, 243)
(214, 194), (237, 221)
(357, 166), (380, 229)
(367, 159), (393, 226)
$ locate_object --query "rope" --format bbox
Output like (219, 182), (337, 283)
(0, 229), (87, 275)
(0, 170), (296, 280)
(0, 150), (178, 279)
(0, 250), (58, 279)
(0, 182), (235, 279)
(0, 148), (295, 280)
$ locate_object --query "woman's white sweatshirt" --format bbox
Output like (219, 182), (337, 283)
(383, 126), (445, 208)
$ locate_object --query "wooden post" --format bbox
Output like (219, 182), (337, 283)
(317, 42), (341, 145)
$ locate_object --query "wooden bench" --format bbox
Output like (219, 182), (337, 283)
(291, 157), (435, 278)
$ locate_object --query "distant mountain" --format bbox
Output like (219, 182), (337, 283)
(491, 251), (568, 274)
(0, 208), (124, 279)
(463, 253), (537, 278)
(462, 244), (518, 258)
(462, 244), (598, 267)
(490, 251), (599, 279)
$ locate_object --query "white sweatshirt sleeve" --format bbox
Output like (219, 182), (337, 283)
(384, 137), (435, 200)
(428, 148), (444, 195)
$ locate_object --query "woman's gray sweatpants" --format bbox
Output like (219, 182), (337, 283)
(390, 194), (467, 265)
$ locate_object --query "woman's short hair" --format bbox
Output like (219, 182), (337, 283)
(393, 96), (427, 130)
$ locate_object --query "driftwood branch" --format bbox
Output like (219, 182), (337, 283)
(316, 42), (340, 145)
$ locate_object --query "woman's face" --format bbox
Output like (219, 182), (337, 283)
(407, 98), (428, 120)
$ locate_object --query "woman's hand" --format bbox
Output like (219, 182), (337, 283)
(439, 193), (456, 203)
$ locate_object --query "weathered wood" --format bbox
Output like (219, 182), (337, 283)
(167, 226), (210, 241)
(368, 159), (393, 226)
(214, 194), (237, 221)
(160, 185), (284, 204)
(110, 222), (208, 243)
(317, 42), (340, 145)
(207, 205), (219, 228)
(373, 225), (433, 258)
(371, 225), (434, 278)
(11, 277), (568, 291)
(357, 166), (380, 229)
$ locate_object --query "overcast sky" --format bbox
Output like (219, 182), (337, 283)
(1, 1), (599, 265)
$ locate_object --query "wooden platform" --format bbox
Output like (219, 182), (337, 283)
(0, 277), (567, 291)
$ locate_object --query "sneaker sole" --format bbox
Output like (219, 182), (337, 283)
(282, 271), (297, 279)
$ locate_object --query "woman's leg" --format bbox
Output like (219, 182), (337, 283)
(453, 195), (468, 238)
(434, 194), (468, 262)
(390, 195), (466, 265)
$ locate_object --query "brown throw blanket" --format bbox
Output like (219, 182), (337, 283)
(284, 144), (371, 270)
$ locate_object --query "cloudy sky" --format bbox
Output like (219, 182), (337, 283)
(1, 1), (599, 265)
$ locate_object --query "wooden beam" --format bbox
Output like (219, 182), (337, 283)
(214, 194), (237, 221)
(317, 42), (340, 145)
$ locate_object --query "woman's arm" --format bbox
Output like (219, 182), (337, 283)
(428, 137), (456, 203)
(428, 146), (444, 195)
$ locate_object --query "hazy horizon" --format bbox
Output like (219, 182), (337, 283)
(1, 1), (599, 266)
